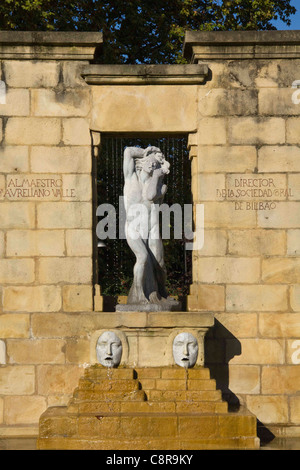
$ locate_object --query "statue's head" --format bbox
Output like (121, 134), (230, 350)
(96, 331), (122, 368)
(173, 332), (198, 368)
(135, 146), (170, 176)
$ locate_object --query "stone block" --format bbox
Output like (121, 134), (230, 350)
(4, 396), (47, 425)
(198, 146), (256, 173)
(226, 338), (284, 364)
(226, 285), (288, 311)
(38, 257), (92, 284)
(0, 340), (6, 364)
(228, 365), (260, 394)
(288, 174), (300, 200)
(62, 118), (91, 145)
(0, 146), (29, 173)
(187, 284), (225, 311)
(31, 313), (88, 338)
(259, 312), (300, 337)
(228, 229), (286, 256)
(5, 117), (61, 145)
(286, 340), (300, 365)
(0, 89), (29, 116)
(30, 146), (91, 173)
(178, 415), (218, 439)
(62, 285), (93, 311)
(31, 89), (90, 117)
(198, 118), (227, 145)
(203, 202), (256, 228)
(0, 366), (35, 395)
(61, 61), (89, 88)
(290, 285), (300, 312)
(0, 231), (4, 258)
(0, 314), (30, 338)
(247, 395), (289, 424)
(286, 118), (300, 144)
(228, 117), (285, 144)
(218, 413), (257, 438)
(258, 202), (300, 228)
(37, 202), (92, 229)
(65, 338), (90, 364)
(0, 259), (34, 284)
(197, 257), (260, 283)
(197, 174), (225, 201)
(6, 230), (65, 257)
(62, 174), (92, 201)
(37, 365), (83, 395)
(0, 202), (35, 229)
(258, 146), (300, 172)
(262, 366), (300, 394)
(0, 398), (3, 424)
(4, 60), (60, 88)
(196, 229), (227, 255)
(3, 285), (61, 312)
(91, 85), (197, 133)
(198, 88), (257, 116)
(121, 415), (178, 439)
(290, 396), (300, 424)
(7, 339), (65, 364)
(214, 313), (257, 338)
(65, 229), (93, 256)
(259, 88), (300, 115)
(262, 258), (300, 283)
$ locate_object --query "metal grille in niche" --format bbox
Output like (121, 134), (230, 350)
(95, 135), (192, 300)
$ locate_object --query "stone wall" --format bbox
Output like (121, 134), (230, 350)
(0, 32), (101, 437)
(0, 30), (299, 439)
(185, 31), (300, 437)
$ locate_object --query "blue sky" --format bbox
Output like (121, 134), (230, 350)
(272, 0), (300, 29)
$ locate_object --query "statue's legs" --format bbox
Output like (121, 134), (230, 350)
(126, 227), (158, 304)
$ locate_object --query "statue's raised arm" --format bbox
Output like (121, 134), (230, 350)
(123, 146), (144, 179)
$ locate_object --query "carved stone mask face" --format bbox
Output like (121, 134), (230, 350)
(96, 331), (122, 368)
(173, 332), (198, 368)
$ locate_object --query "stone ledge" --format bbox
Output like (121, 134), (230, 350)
(183, 30), (300, 62)
(0, 31), (103, 60)
(82, 64), (209, 85)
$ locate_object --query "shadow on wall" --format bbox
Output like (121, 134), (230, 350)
(204, 319), (275, 445)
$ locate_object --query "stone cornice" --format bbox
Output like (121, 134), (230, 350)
(183, 30), (300, 62)
(0, 31), (103, 60)
(82, 64), (209, 85)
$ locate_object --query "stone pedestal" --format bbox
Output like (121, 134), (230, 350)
(37, 311), (259, 449)
(89, 311), (214, 367)
(37, 366), (259, 450)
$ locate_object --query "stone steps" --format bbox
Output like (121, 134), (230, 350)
(37, 365), (259, 450)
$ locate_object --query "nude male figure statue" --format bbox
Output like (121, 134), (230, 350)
(122, 145), (174, 308)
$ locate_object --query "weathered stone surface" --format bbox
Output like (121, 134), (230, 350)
(0, 366), (35, 395)
(228, 229), (286, 256)
(0, 314), (30, 338)
(7, 339), (65, 365)
(3, 285), (61, 312)
(6, 230), (65, 257)
(91, 85), (197, 132)
(4, 396), (47, 425)
(226, 285), (288, 311)
(0, 146), (29, 173)
(5, 117), (61, 145)
(4, 60), (60, 88)
(30, 146), (91, 173)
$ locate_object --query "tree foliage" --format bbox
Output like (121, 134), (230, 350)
(0, 0), (296, 63)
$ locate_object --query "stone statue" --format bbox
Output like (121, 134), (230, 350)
(173, 332), (198, 368)
(96, 331), (122, 368)
(116, 145), (181, 312)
